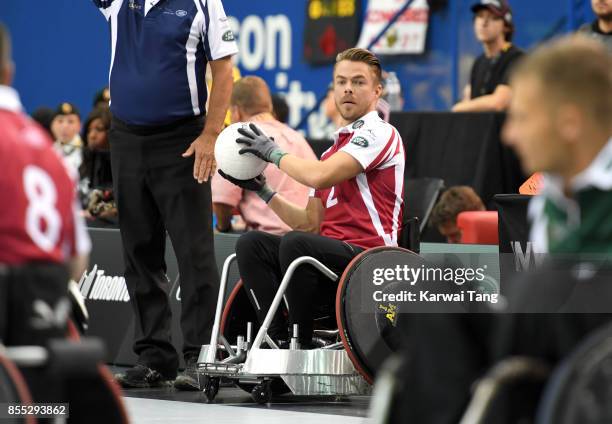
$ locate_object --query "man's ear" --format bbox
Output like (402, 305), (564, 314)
(230, 105), (241, 123)
(0, 62), (14, 86)
(375, 81), (383, 98)
(556, 104), (583, 146)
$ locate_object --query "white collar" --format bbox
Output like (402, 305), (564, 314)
(145, 0), (161, 16)
(570, 137), (612, 192)
(528, 137), (612, 252)
(539, 137), (612, 200)
(0, 85), (23, 113)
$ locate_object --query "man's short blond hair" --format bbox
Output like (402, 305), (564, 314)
(512, 35), (612, 131)
(230, 76), (273, 116)
(335, 48), (382, 84)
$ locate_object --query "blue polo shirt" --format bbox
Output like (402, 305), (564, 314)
(93, 0), (238, 126)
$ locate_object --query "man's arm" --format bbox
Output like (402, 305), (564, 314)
(452, 84), (512, 112)
(213, 203), (234, 232)
(182, 56), (234, 183)
(235, 123), (368, 189)
(267, 196), (324, 234)
(278, 152), (362, 190)
(67, 254), (89, 282)
(218, 171), (324, 233)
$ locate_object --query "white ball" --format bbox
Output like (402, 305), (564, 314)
(214, 122), (268, 180)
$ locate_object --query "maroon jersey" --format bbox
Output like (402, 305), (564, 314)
(313, 111), (405, 249)
(0, 86), (90, 266)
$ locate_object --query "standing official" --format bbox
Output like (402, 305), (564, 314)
(92, 0), (238, 389)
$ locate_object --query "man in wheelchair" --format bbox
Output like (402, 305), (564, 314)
(219, 48), (405, 348)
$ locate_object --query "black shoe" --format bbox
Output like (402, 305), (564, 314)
(174, 356), (200, 391)
(115, 364), (173, 389)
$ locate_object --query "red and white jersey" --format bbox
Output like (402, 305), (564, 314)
(312, 111), (405, 249)
(0, 85), (91, 266)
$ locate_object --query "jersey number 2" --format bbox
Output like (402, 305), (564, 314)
(23, 166), (62, 252)
(326, 187), (338, 208)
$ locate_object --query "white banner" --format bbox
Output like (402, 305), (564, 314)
(357, 0), (429, 55)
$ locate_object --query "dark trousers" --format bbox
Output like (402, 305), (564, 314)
(110, 117), (219, 378)
(235, 231), (364, 344)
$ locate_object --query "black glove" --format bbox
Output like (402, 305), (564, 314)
(236, 123), (287, 167)
(218, 170), (276, 203)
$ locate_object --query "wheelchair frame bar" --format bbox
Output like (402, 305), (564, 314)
(1, 346), (48, 367)
(206, 253), (237, 364)
(251, 256), (338, 350)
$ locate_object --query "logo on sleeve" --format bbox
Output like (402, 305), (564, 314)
(222, 30), (236, 42)
(351, 136), (369, 147)
(352, 120), (364, 129)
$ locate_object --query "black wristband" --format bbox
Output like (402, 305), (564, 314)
(256, 185), (276, 203)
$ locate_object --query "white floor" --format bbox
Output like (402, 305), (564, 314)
(123, 397), (371, 424)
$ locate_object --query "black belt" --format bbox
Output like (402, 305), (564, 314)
(111, 114), (205, 136)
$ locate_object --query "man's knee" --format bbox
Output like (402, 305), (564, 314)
(278, 231), (314, 268)
(235, 231), (268, 260)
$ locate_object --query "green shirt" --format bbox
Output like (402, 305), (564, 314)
(529, 138), (612, 255)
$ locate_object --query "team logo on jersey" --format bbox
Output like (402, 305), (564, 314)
(352, 120), (364, 129)
(175, 10), (188, 17)
(128, 0), (142, 11)
(222, 30), (236, 42)
(351, 136), (369, 147)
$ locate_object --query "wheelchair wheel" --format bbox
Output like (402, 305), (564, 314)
(0, 353), (35, 424)
(336, 247), (429, 384)
(220, 280), (261, 347)
(251, 380), (272, 404)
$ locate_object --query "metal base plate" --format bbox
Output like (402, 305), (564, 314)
(196, 346), (371, 396)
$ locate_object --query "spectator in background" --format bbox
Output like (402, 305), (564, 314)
(80, 106), (116, 224)
(51, 102), (83, 172)
(271, 93), (289, 124)
(578, 0), (612, 52)
(212, 76), (316, 234)
(429, 186), (485, 243)
(93, 86), (111, 108)
(31, 106), (55, 138)
(453, 0), (524, 112)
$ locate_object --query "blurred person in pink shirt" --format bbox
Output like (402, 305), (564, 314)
(212, 76), (317, 234)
